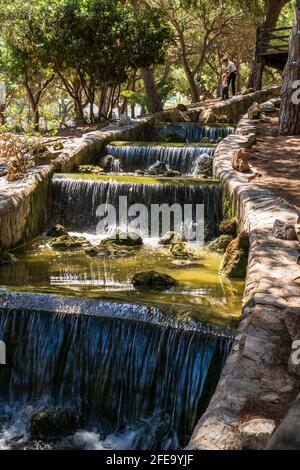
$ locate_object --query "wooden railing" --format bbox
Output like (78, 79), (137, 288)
(257, 26), (292, 56)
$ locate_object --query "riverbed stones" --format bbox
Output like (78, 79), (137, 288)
(29, 409), (79, 440)
(273, 219), (297, 241)
(219, 218), (237, 237)
(232, 148), (250, 173)
(103, 231), (143, 247)
(49, 235), (91, 251)
(171, 241), (194, 259)
(237, 419), (276, 450)
(145, 161), (169, 176)
(207, 235), (233, 253)
(78, 165), (104, 174)
(195, 154), (213, 178)
(219, 232), (249, 278)
(159, 231), (186, 246)
(46, 224), (68, 237)
(132, 271), (178, 291)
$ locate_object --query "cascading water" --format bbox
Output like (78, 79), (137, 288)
(156, 123), (235, 143)
(50, 176), (222, 237)
(0, 306), (232, 449)
(105, 144), (215, 175)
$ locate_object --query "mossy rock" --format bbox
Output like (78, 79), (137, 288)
(0, 249), (17, 266)
(207, 235), (234, 253)
(50, 235), (91, 251)
(217, 115), (230, 124)
(219, 218), (237, 237)
(160, 133), (187, 144)
(85, 232), (143, 258)
(200, 137), (212, 144)
(102, 232), (143, 247)
(170, 241), (194, 259)
(29, 409), (79, 440)
(47, 224), (68, 237)
(219, 232), (249, 278)
(145, 161), (169, 176)
(159, 231), (186, 246)
(78, 165), (104, 175)
(132, 271), (178, 291)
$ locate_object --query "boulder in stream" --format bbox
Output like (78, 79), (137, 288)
(29, 409), (79, 440)
(193, 154), (213, 178)
(132, 271), (178, 291)
(47, 224), (68, 237)
(145, 161), (169, 176)
(219, 218), (237, 237)
(78, 165), (104, 175)
(159, 231), (186, 246)
(170, 241), (194, 259)
(103, 231), (143, 247)
(50, 234), (91, 251)
(219, 232), (249, 278)
(207, 235), (234, 253)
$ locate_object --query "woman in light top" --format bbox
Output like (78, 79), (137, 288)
(221, 57), (237, 99)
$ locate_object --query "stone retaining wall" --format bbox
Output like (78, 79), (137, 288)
(188, 108), (300, 450)
(191, 86), (281, 123)
(0, 165), (53, 248)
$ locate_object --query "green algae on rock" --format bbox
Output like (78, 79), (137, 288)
(108, 140), (217, 149)
(207, 235), (234, 253)
(49, 235), (91, 251)
(219, 218), (238, 237)
(159, 231), (186, 246)
(55, 173), (220, 186)
(132, 271), (178, 291)
(171, 241), (194, 259)
(219, 232), (250, 278)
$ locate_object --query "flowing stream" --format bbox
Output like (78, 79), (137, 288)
(0, 124), (242, 450)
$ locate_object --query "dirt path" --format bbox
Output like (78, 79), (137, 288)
(247, 116), (300, 212)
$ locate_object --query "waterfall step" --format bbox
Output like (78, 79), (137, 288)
(53, 173), (219, 186)
(108, 141), (217, 148)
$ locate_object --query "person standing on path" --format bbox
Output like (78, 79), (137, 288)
(221, 57), (237, 98)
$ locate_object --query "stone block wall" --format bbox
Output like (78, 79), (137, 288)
(188, 108), (300, 450)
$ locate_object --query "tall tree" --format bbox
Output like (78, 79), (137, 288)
(129, 0), (164, 112)
(278, 0), (300, 135)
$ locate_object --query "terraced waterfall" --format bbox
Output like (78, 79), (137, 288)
(0, 123), (244, 450)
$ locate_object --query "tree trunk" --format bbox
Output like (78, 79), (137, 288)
(248, 0), (290, 89)
(129, 0), (162, 113)
(278, 4), (300, 135)
(140, 67), (163, 113)
(23, 72), (40, 132)
(0, 104), (5, 126)
(72, 79), (85, 125)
